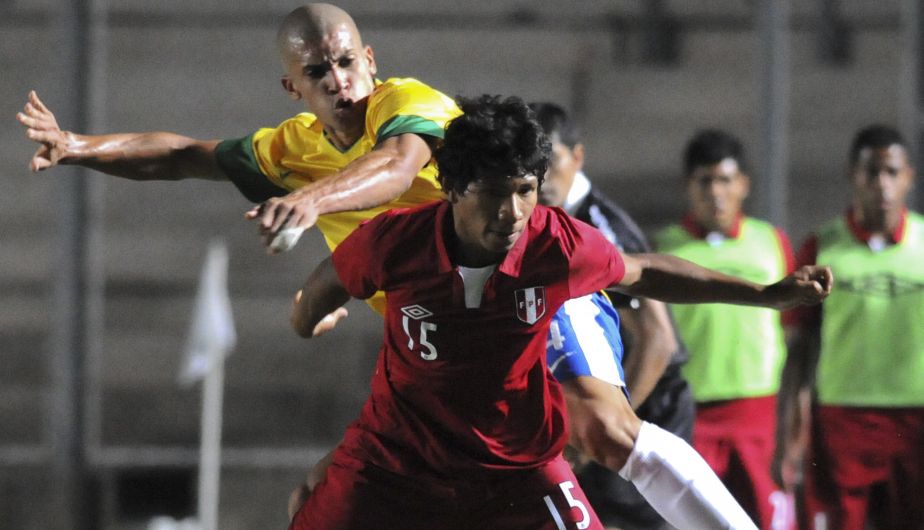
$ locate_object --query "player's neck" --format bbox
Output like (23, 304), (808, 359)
(694, 212), (739, 235)
(452, 240), (505, 268)
(324, 125), (363, 151)
(854, 204), (903, 235)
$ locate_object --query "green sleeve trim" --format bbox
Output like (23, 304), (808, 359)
(215, 134), (287, 203)
(375, 115), (445, 144)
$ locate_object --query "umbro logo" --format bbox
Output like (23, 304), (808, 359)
(401, 304), (433, 320)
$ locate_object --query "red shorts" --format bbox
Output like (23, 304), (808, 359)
(694, 395), (794, 530)
(803, 405), (924, 530)
(289, 449), (603, 530)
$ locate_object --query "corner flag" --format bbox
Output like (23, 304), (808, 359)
(178, 240), (236, 385)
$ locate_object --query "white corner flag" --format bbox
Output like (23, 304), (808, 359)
(179, 240), (236, 385)
(178, 239), (236, 530)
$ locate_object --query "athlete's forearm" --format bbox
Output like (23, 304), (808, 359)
(618, 255), (831, 310)
(619, 300), (676, 409)
(291, 133), (432, 217)
(59, 131), (223, 181)
(291, 257), (351, 338)
(618, 253), (769, 306)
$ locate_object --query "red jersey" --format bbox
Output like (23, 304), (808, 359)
(330, 201), (625, 479)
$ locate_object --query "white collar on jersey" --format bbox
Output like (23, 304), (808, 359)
(563, 171), (592, 216)
(457, 265), (497, 308)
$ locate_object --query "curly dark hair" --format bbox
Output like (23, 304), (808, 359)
(435, 95), (550, 195)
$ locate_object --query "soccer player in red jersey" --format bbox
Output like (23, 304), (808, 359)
(289, 95), (832, 529)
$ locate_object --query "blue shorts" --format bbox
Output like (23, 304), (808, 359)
(547, 292), (625, 388)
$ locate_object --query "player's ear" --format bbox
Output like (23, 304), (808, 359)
(281, 75), (301, 101)
(447, 189), (460, 203)
(739, 172), (751, 200)
(572, 143), (586, 170)
(364, 45), (377, 77)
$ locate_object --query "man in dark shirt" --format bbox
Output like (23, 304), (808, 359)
(532, 102), (694, 530)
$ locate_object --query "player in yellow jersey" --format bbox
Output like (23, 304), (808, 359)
(17, 3), (459, 266)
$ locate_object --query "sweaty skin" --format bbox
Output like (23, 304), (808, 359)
(16, 3), (436, 254)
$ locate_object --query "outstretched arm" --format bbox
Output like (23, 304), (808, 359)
(17, 90), (224, 180)
(246, 133), (434, 251)
(615, 253), (832, 310)
(290, 257), (352, 338)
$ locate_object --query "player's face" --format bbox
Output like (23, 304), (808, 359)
(851, 144), (914, 224)
(450, 174), (540, 266)
(686, 158), (750, 232)
(539, 139), (583, 208)
(281, 24), (377, 145)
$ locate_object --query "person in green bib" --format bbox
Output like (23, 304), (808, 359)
(777, 125), (924, 530)
(654, 129), (797, 530)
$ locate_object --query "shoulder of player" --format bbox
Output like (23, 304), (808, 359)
(652, 221), (685, 242)
(740, 215), (792, 241)
(369, 77), (455, 108)
(364, 199), (443, 235)
(737, 215), (779, 232)
(259, 112), (322, 144)
(371, 76), (436, 94)
(795, 216), (849, 263)
(532, 205), (602, 251)
(585, 187), (626, 215)
(531, 204), (567, 230)
(907, 209), (924, 227)
(814, 215), (848, 246)
(277, 112), (320, 128)
(584, 189), (649, 247)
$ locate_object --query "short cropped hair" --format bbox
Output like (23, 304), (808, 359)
(436, 95), (550, 195)
(528, 102), (581, 148)
(849, 125), (906, 166)
(683, 129), (747, 177)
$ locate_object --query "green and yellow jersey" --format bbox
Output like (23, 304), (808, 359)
(215, 77), (461, 313)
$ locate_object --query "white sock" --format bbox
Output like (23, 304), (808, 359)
(618, 422), (758, 530)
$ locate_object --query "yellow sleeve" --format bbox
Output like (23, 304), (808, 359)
(215, 114), (321, 203)
(366, 78), (461, 144)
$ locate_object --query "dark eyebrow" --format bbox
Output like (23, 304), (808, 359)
(304, 50), (356, 71)
(303, 62), (332, 78)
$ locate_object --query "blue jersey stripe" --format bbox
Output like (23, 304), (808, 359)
(547, 292), (625, 387)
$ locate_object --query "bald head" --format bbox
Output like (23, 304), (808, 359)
(277, 4), (363, 58)
(274, 3), (378, 145)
